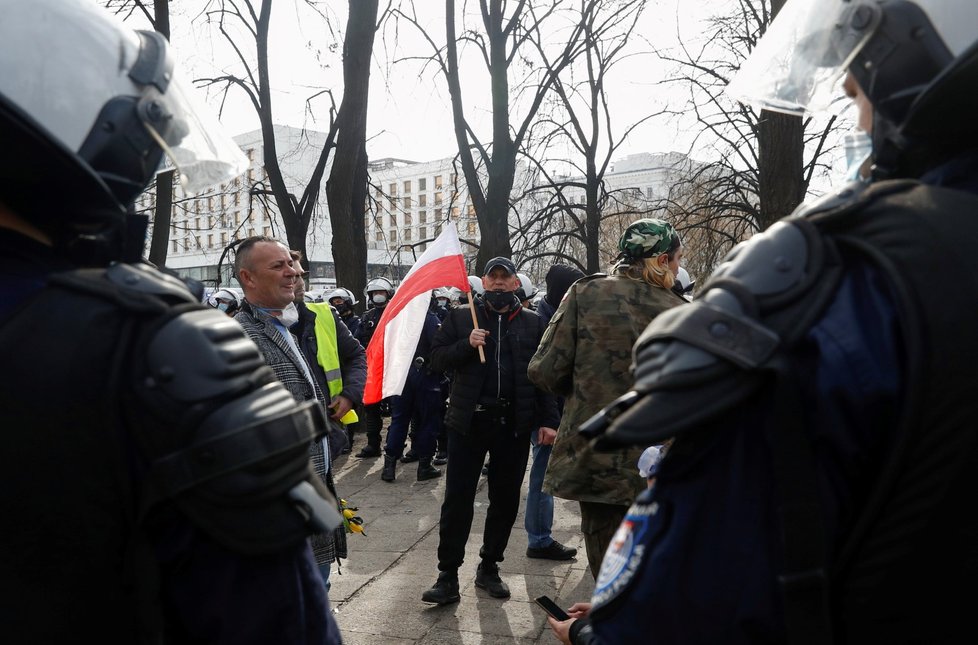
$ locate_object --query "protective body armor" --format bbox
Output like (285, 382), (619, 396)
(0, 262), (337, 640)
(594, 180), (978, 643)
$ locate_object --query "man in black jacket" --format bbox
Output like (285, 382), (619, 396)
(421, 257), (559, 605)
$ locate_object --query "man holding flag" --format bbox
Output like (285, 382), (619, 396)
(420, 256), (559, 605)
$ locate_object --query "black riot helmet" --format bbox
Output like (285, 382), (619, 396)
(0, 0), (247, 265)
(727, 0), (978, 180)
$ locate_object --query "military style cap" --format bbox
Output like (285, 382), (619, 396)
(618, 218), (679, 260)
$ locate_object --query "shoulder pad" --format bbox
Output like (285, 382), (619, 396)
(131, 307), (341, 553)
(594, 218), (845, 449)
(105, 262), (197, 303)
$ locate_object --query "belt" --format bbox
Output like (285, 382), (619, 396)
(475, 398), (510, 412)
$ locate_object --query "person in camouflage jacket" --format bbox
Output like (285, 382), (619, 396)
(528, 218), (687, 579)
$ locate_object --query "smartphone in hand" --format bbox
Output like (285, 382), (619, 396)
(534, 595), (571, 621)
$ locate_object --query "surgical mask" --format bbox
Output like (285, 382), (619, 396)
(371, 293), (388, 305)
(843, 128), (873, 183)
(217, 302), (230, 313)
(484, 290), (516, 311)
(279, 302), (300, 327)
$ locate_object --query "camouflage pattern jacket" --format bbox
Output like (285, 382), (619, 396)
(528, 274), (686, 505)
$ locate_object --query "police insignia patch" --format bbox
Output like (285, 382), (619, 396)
(591, 501), (657, 610)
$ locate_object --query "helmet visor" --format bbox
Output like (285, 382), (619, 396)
(726, 0), (880, 115)
(152, 68), (249, 195)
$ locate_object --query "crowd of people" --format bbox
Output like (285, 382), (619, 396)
(5, 0), (976, 644)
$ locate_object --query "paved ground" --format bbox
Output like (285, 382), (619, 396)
(328, 438), (595, 644)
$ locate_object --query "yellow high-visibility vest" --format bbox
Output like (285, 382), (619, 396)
(305, 302), (358, 424)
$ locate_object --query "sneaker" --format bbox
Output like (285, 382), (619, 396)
(355, 444), (381, 458)
(421, 571), (460, 605)
(474, 561), (510, 598)
(526, 541), (578, 561)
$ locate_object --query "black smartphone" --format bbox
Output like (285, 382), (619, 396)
(534, 595), (571, 621)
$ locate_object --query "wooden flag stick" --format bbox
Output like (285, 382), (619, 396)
(467, 292), (486, 364)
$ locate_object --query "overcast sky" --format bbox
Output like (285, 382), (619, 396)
(162, 0), (723, 165)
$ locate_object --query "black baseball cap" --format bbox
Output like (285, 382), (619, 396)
(483, 256), (517, 276)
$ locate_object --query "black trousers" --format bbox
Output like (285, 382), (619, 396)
(436, 411), (531, 572)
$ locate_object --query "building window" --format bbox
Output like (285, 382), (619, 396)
(403, 196), (411, 210)
(389, 230), (396, 243)
(418, 194), (427, 207)
(263, 226), (270, 237)
(389, 183), (397, 195)
(419, 178), (427, 191)
(434, 175), (443, 189)
(389, 213), (397, 228)
(435, 223), (442, 236)
(405, 212), (412, 226)
(467, 204), (476, 217)
(419, 210), (427, 224)
(435, 208), (443, 220)
(420, 226), (427, 239)
(389, 195), (397, 208)
(434, 192), (442, 205)
(171, 239), (178, 253)
(405, 229), (412, 241)
(235, 192), (241, 205)
(467, 220), (476, 235)
(221, 232), (228, 246)
(403, 180), (411, 194)
(207, 234), (214, 248)
(451, 207), (459, 220)
(375, 231), (383, 241)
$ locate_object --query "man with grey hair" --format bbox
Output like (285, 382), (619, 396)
(233, 236), (351, 592)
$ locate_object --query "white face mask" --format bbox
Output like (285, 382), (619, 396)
(279, 302), (300, 327)
(843, 128), (873, 183)
(371, 293), (388, 305)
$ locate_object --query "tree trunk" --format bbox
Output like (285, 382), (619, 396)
(756, 0), (803, 230)
(148, 0), (172, 268)
(757, 110), (804, 229)
(326, 0), (377, 307)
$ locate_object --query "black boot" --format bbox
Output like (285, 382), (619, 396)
(474, 561), (510, 598)
(421, 570), (460, 605)
(416, 457), (442, 481)
(381, 454), (397, 482)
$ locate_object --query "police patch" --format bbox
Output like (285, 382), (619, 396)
(591, 500), (657, 610)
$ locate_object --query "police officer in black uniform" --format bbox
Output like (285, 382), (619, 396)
(553, 1), (978, 644)
(354, 276), (396, 457)
(0, 2), (342, 642)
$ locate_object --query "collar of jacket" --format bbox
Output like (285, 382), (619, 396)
(241, 299), (282, 327)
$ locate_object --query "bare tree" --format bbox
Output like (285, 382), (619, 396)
(653, 0), (842, 245)
(393, 1), (591, 269)
(510, 0), (660, 274)
(325, 0), (381, 308)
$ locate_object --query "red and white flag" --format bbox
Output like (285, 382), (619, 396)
(363, 224), (470, 404)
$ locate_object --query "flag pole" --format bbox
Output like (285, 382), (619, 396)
(467, 293), (486, 364)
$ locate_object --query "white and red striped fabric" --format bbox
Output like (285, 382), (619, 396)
(363, 224), (470, 404)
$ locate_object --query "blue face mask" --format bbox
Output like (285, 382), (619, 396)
(843, 128), (873, 183)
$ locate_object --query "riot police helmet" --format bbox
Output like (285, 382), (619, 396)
(0, 0), (248, 264)
(364, 277), (395, 307)
(207, 288), (240, 315)
(325, 287), (359, 310)
(515, 272), (538, 302)
(727, 0), (978, 179)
